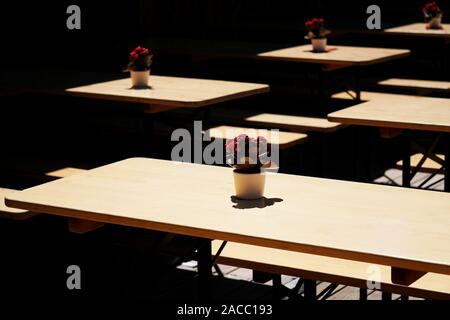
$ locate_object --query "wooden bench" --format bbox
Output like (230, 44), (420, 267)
(212, 241), (450, 300)
(396, 153), (445, 174)
(45, 167), (88, 179)
(205, 125), (308, 149)
(209, 107), (345, 133)
(0, 188), (38, 221)
(378, 78), (450, 95)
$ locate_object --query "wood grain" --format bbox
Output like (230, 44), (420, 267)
(5, 158), (450, 275)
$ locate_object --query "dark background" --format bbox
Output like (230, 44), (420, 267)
(1, 1), (448, 70)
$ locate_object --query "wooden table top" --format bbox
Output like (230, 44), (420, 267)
(5, 158), (450, 275)
(328, 95), (450, 133)
(64, 76), (269, 108)
(384, 23), (450, 38)
(2, 70), (269, 108)
(256, 45), (410, 66)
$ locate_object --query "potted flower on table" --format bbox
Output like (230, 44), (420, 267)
(226, 134), (271, 200)
(125, 46), (153, 88)
(423, 2), (443, 29)
(305, 18), (331, 52)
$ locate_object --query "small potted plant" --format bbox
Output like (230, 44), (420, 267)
(423, 2), (443, 29)
(305, 18), (330, 52)
(125, 46), (153, 88)
(226, 134), (271, 200)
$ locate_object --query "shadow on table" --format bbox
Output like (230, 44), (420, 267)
(128, 85), (153, 90)
(230, 196), (283, 209)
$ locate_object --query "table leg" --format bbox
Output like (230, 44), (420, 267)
(445, 133), (450, 192)
(316, 65), (331, 116)
(303, 279), (316, 300)
(359, 288), (368, 301)
(354, 68), (361, 103)
(197, 239), (213, 301)
(402, 133), (411, 188)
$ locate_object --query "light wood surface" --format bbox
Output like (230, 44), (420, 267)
(331, 90), (406, 101)
(257, 45), (410, 65)
(205, 125), (308, 149)
(209, 107), (344, 133)
(2, 69), (269, 108)
(5, 158), (450, 276)
(378, 78), (450, 91)
(396, 153), (445, 173)
(212, 241), (450, 299)
(64, 76), (269, 108)
(328, 95), (450, 132)
(384, 23), (450, 38)
(0, 188), (38, 220)
(244, 114), (344, 133)
(45, 167), (88, 179)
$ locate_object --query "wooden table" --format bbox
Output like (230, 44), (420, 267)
(258, 45), (410, 108)
(2, 69), (269, 114)
(384, 23), (450, 79)
(5, 158), (450, 298)
(384, 23), (450, 38)
(257, 45), (410, 66)
(328, 95), (450, 190)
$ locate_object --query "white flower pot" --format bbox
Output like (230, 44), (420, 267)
(311, 38), (327, 52)
(233, 170), (266, 200)
(130, 70), (150, 88)
(429, 15), (443, 29)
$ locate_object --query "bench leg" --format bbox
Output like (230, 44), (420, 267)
(359, 288), (368, 301)
(197, 239), (213, 301)
(303, 279), (316, 300)
(272, 274), (283, 300)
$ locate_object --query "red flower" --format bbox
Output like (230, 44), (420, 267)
(423, 1), (441, 16)
(130, 52), (139, 61)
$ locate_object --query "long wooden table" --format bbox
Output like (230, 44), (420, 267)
(5, 158), (450, 298)
(328, 95), (450, 190)
(1, 70), (269, 114)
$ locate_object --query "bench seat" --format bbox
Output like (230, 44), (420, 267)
(212, 241), (450, 300)
(378, 78), (450, 93)
(210, 107), (344, 133)
(396, 153), (445, 173)
(205, 125), (308, 149)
